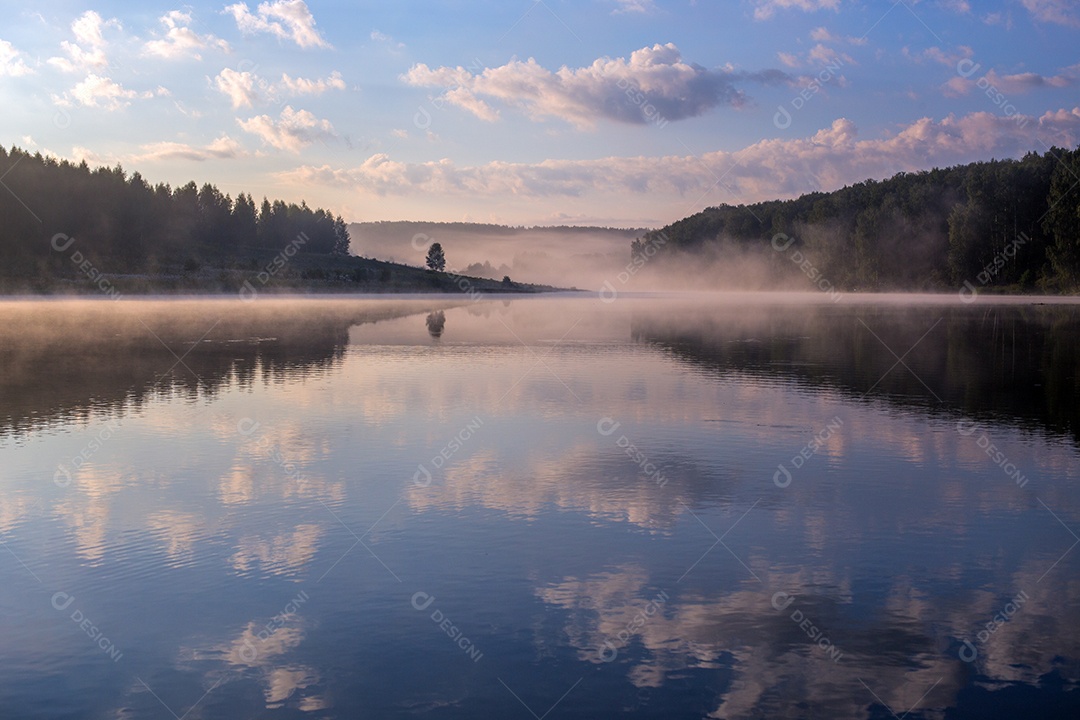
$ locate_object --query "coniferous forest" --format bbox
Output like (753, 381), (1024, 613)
(637, 146), (1080, 292)
(0, 145), (352, 293)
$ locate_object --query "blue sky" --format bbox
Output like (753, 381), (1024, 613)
(1, 0), (1078, 227)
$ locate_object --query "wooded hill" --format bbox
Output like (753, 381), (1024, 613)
(0, 146), (349, 286)
(636, 146), (1080, 292)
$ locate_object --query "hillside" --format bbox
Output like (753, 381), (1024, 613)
(636, 146), (1080, 293)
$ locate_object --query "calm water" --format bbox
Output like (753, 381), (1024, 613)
(1, 294), (1078, 719)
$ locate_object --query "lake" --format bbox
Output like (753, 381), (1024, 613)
(1, 293), (1078, 719)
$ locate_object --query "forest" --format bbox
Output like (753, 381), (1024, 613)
(0, 145), (349, 292)
(636, 146), (1080, 292)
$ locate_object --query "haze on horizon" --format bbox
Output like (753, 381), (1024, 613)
(1, 0), (1078, 230)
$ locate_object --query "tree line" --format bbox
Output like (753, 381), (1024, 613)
(636, 146), (1080, 291)
(0, 146), (349, 289)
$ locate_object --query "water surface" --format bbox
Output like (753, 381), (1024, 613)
(1, 294), (1078, 719)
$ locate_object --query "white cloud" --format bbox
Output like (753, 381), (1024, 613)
(144, 10), (231, 60)
(276, 109), (1080, 203)
(777, 52), (801, 68)
(72, 10), (116, 47)
(214, 68), (345, 107)
(62, 73), (157, 110)
(280, 70), (345, 95)
(808, 43), (854, 66)
(391, 128), (409, 139)
(214, 68), (264, 108)
(442, 86), (500, 122)
(943, 0), (971, 13)
(225, 0), (330, 49)
(403, 43), (788, 129)
(808, 26), (867, 45)
(611, 0), (658, 14)
(370, 30), (404, 50)
(72, 146), (106, 165)
(131, 135), (246, 162)
(0, 39), (33, 76)
(753, 0), (841, 21)
(1020, 0), (1080, 27)
(911, 45), (974, 66)
(47, 10), (118, 73)
(238, 105), (336, 152)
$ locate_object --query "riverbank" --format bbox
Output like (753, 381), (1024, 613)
(0, 252), (569, 298)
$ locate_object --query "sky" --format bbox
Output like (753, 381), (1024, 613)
(1, 0), (1078, 228)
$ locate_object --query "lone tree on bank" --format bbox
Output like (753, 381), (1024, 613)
(426, 242), (446, 271)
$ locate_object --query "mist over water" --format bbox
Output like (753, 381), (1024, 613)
(1, 294), (1078, 718)
(348, 221), (971, 297)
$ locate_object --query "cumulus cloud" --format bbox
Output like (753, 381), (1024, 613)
(59, 73), (158, 110)
(214, 68), (263, 108)
(130, 135), (246, 162)
(753, 0), (841, 21)
(0, 39), (33, 76)
(403, 43), (788, 128)
(225, 0), (330, 48)
(47, 10), (119, 73)
(276, 109), (1080, 202)
(144, 10), (231, 60)
(280, 70), (345, 95)
(214, 68), (345, 108)
(238, 105), (336, 152)
(1020, 0), (1080, 27)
